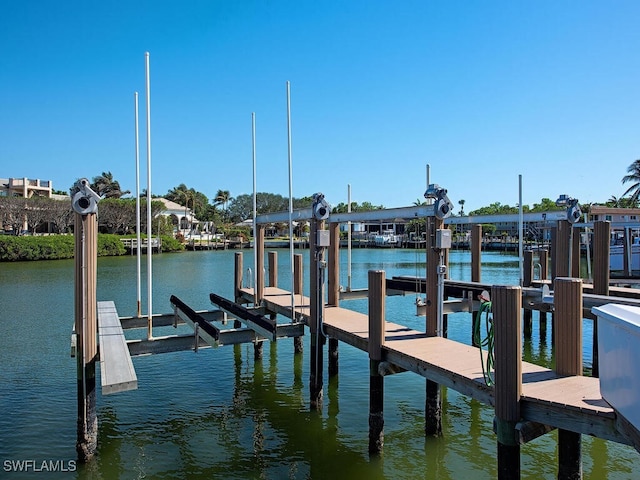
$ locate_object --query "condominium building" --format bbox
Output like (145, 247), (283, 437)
(0, 177), (53, 198)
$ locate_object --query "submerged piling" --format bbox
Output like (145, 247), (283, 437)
(368, 270), (385, 454)
(328, 223), (340, 377)
(425, 216), (443, 436)
(493, 285), (522, 479)
(591, 220), (611, 378)
(74, 211), (98, 462)
(309, 217), (325, 409)
(293, 253), (304, 354)
(555, 278), (583, 480)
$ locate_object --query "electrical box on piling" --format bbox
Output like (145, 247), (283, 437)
(317, 230), (331, 247)
(436, 229), (451, 250)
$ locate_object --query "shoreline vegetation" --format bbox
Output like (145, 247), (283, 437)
(0, 234), (184, 262)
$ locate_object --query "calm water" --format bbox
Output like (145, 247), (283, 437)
(0, 248), (638, 479)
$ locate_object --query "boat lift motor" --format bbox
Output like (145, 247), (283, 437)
(312, 192), (331, 337)
(556, 194), (582, 224)
(424, 184), (454, 220)
(71, 178), (101, 215)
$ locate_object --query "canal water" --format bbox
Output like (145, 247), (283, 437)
(0, 248), (638, 479)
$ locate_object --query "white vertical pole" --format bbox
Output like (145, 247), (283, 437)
(286, 81), (295, 315)
(518, 174), (524, 286)
(426, 164), (432, 205)
(145, 52), (153, 339)
(134, 92), (141, 317)
(252, 112), (258, 304)
(347, 183), (352, 291)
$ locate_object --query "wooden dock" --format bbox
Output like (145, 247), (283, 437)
(73, 199), (640, 476)
(238, 285), (628, 446)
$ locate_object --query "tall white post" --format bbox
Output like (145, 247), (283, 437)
(134, 92), (141, 317)
(286, 81), (295, 315)
(252, 112), (258, 304)
(145, 52), (153, 339)
(426, 164), (432, 205)
(518, 174), (524, 286)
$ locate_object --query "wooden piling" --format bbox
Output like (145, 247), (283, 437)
(368, 270), (385, 454)
(523, 250), (533, 338)
(293, 253), (304, 354)
(234, 252), (244, 328)
(328, 222), (340, 307)
(256, 225), (265, 305)
(523, 250), (533, 287)
(493, 285), (522, 480)
(254, 341), (264, 361)
(425, 216), (442, 437)
(309, 218), (325, 409)
(268, 251), (277, 287)
(471, 224), (482, 283)
(591, 221), (610, 378)
(539, 249), (549, 281)
(234, 252), (243, 302)
(471, 224), (482, 347)
(571, 225), (581, 278)
(294, 253), (303, 295)
(328, 223), (340, 377)
(74, 212), (98, 462)
(554, 277), (583, 480)
(623, 226), (631, 277)
(555, 220), (571, 279)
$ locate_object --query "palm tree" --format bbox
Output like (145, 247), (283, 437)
(458, 199), (466, 216)
(166, 184), (190, 204)
(214, 190), (231, 220)
(214, 190), (231, 209)
(622, 159), (640, 204)
(91, 171), (130, 198)
(607, 195), (620, 207)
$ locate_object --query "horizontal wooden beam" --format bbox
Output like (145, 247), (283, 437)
(515, 420), (556, 445)
(519, 398), (627, 446)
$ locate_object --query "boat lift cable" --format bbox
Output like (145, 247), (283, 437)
(473, 301), (495, 387)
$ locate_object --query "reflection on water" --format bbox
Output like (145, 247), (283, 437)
(0, 249), (638, 479)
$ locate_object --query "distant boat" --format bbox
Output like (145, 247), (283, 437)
(372, 230), (401, 248)
(610, 237), (640, 271)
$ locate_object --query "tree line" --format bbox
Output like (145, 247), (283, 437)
(4, 159), (640, 236)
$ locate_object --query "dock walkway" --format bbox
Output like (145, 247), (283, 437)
(239, 286), (625, 446)
(97, 301), (138, 395)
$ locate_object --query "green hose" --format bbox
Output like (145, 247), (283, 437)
(473, 301), (495, 386)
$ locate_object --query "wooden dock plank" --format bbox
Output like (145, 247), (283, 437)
(248, 286), (630, 446)
(97, 301), (138, 395)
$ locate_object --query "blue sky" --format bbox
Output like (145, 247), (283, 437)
(2, 1), (640, 213)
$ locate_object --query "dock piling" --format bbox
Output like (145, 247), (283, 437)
(425, 217), (443, 436)
(523, 250), (533, 338)
(368, 270), (385, 454)
(591, 221), (611, 378)
(493, 285), (522, 480)
(555, 277), (583, 480)
(234, 252), (244, 328)
(328, 223), (340, 377)
(471, 224), (482, 346)
(309, 217), (325, 409)
(293, 253), (304, 354)
(74, 211), (98, 462)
